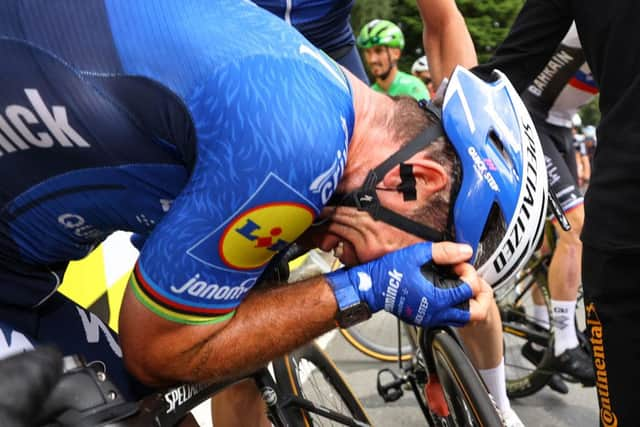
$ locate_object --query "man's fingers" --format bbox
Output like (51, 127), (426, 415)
(450, 262), (483, 294)
(432, 308), (471, 326)
(468, 282), (494, 322)
(431, 242), (473, 265)
(434, 283), (473, 306)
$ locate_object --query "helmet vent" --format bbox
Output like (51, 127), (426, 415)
(488, 130), (513, 170)
(474, 202), (506, 268)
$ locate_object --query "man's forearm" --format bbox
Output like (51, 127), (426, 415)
(193, 276), (337, 381)
(417, 0), (477, 87)
(121, 275), (338, 385)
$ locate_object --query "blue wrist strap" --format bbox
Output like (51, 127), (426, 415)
(325, 270), (362, 312)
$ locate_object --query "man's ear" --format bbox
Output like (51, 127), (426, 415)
(382, 157), (448, 199)
(389, 47), (402, 62)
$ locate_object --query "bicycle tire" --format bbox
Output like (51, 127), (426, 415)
(497, 256), (555, 398)
(339, 313), (416, 362)
(272, 342), (371, 427)
(429, 330), (504, 426)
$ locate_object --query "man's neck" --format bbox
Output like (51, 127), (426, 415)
(341, 71), (397, 192)
(375, 66), (399, 93)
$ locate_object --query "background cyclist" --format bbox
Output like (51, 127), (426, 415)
(571, 115), (591, 192)
(471, 0), (640, 423)
(518, 22), (597, 389)
(356, 19), (430, 101)
(411, 55), (436, 98)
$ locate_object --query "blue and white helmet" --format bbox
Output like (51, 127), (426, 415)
(443, 66), (548, 290)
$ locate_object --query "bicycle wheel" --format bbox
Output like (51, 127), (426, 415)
(429, 330), (503, 426)
(497, 256), (555, 398)
(339, 313), (416, 362)
(272, 342), (371, 427)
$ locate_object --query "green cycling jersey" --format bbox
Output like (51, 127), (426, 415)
(372, 70), (430, 101)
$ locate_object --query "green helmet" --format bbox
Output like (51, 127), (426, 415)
(357, 19), (405, 50)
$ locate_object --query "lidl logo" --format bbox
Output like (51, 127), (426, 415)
(187, 173), (320, 273)
(220, 203), (314, 270)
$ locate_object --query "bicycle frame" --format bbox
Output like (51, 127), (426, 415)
(376, 325), (467, 424)
(44, 355), (369, 427)
(123, 368), (368, 427)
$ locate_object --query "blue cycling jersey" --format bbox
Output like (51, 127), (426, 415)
(0, 0), (354, 324)
(252, 0), (355, 54)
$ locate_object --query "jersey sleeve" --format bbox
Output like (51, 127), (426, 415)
(472, 0), (573, 92)
(130, 51), (355, 325)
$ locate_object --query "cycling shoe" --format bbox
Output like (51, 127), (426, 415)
(520, 342), (569, 394)
(549, 345), (596, 387)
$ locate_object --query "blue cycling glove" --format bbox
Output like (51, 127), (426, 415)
(326, 242), (472, 327)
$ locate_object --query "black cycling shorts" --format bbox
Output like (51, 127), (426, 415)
(533, 116), (584, 216)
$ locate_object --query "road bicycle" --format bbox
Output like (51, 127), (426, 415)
(24, 259), (503, 426)
(24, 314), (503, 427)
(25, 341), (369, 427)
(496, 243), (592, 398)
(374, 323), (504, 426)
(279, 255), (503, 426)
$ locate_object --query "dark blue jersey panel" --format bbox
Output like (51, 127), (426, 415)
(15, 0), (123, 73)
(253, 0), (356, 53)
(0, 39), (182, 198)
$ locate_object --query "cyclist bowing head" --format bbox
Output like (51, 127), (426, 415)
(315, 67), (548, 293)
(119, 67), (496, 386)
(120, 64), (547, 389)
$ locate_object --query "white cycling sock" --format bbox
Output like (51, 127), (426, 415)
(533, 303), (550, 328)
(551, 299), (579, 356)
(479, 358), (510, 413)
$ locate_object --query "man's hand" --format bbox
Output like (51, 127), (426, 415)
(431, 241), (494, 323)
(326, 241), (488, 327)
